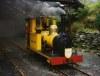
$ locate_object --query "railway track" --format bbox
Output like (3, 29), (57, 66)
(49, 65), (92, 76)
(72, 66), (91, 76)
(9, 40), (92, 76)
(50, 67), (71, 76)
(0, 51), (23, 76)
(9, 58), (27, 76)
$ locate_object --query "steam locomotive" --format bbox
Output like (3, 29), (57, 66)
(25, 15), (82, 65)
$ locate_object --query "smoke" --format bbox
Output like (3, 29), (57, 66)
(24, 0), (66, 20)
(15, 0), (66, 18)
(40, 2), (66, 20)
(0, 0), (66, 37)
(41, 2), (66, 16)
(0, 0), (66, 19)
(15, 0), (66, 21)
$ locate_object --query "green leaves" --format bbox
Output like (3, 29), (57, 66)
(95, 14), (100, 31)
(75, 7), (88, 20)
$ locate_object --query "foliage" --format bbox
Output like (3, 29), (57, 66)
(79, 0), (99, 5)
(71, 1), (100, 34)
(71, 21), (84, 36)
(95, 14), (100, 31)
(74, 7), (88, 21)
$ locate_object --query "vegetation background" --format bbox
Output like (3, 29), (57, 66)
(71, 0), (100, 35)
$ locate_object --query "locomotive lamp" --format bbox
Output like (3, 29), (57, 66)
(65, 48), (72, 58)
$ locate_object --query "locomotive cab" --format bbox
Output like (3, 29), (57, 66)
(25, 15), (83, 65)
